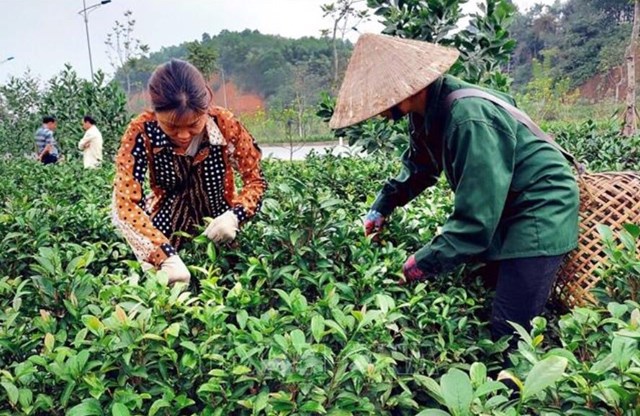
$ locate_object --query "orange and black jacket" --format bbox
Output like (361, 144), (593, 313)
(112, 106), (267, 267)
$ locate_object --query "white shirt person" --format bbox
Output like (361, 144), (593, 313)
(78, 116), (103, 169)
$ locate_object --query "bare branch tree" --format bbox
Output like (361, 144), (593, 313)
(321, 0), (369, 91)
(105, 10), (150, 97)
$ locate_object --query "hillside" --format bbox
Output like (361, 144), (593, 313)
(127, 74), (265, 115)
(509, 0), (634, 98)
(117, 0), (636, 109)
(118, 29), (352, 113)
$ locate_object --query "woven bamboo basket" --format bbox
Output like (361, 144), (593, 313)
(554, 172), (640, 308)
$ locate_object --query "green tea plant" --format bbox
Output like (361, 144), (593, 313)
(0, 148), (637, 415)
(414, 304), (640, 415)
(550, 119), (640, 172)
(0, 155), (503, 415)
(595, 224), (640, 303)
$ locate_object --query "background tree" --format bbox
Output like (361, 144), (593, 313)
(518, 50), (579, 121)
(0, 66), (127, 158)
(321, 0), (369, 90)
(367, 0), (516, 91)
(622, 0), (640, 136)
(318, 0), (517, 153)
(0, 72), (41, 156)
(105, 10), (150, 96)
(509, 0), (633, 93)
(185, 40), (218, 81)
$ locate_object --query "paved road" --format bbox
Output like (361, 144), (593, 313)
(260, 141), (362, 160)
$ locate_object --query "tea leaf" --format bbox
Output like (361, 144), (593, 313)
(237, 310), (249, 329)
(232, 365), (252, 375)
(290, 329), (306, 355)
(623, 223), (640, 239)
(324, 319), (347, 342)
(311, 315), (325, 343)
(114, 305), (127, 323)
(1, 381), (19, 405)
(111, 402), (130, 416)
(611, 336), (637, 370)
(619, 230), (637, 252)
(165, 323), (181, 337)
(440, 368), (473, 416)
(376, 293), (395, 314)
(469, 362), (486, 387)
(416, 409), (452, 416)
(18, 388), (33, 408)
(414, 374), (445, 405)
(475, 380), (507, 398)
(149, 399), (170, 416)
(253, 390), (269, 414)
(299, 400), (327, 413)
(44, 332), (55, 352)
(507, 321), (533, 345)
(82, 315), (104, 335)
(522, 356), (568, 400)
(596, 224), (614, 242)
(590, 354), (615, 374)
(67, 398), (103, 416)
(607, 302), (628, 319)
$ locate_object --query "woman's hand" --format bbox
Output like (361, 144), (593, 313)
(203, 210), (239, 243)
(159, 255), (191, 285)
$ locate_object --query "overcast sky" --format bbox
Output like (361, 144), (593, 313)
(0, 0), (552, 84)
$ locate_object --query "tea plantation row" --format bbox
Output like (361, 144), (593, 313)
(0, 130), (639, 415)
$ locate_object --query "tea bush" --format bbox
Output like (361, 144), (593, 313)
(550, 120), (640, 172)
(0, 150), (638, 415)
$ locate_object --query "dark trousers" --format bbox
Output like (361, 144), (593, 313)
(41, 154), (58, 165)
(483, 255), (565, 342)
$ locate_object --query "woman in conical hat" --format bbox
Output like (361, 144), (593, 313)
(331, 33), (579, 344)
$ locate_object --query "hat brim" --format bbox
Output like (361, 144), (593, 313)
(329, 34), (459, 129)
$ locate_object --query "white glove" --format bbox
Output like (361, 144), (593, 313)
(203, 210), (239, 243)
(159, 255), (191, 285)
(141, 262), (154, 272)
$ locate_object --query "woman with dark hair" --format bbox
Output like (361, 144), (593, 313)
(112, 59), (267, 284)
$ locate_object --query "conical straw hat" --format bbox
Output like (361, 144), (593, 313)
(329, 33), (459, 129)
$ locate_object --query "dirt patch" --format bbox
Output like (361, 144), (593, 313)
(127, 74), (265, 115)
(578, 56), (639, 103)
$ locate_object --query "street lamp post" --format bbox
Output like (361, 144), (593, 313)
(78, 0), (111, 81)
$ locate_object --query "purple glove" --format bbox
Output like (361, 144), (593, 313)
(401, 255), (427, 284)
(363, 210), (385, 238)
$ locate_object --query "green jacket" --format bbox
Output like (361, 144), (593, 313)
(372, 75), (579, 275)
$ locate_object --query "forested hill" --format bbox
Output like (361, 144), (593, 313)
(119, 0), (635, 109)
(510, 0), (634, 96)
(120, 29), (352, 109)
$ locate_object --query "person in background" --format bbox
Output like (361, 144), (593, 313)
(78, 115), (103, 169)
(330, 33), (579, 346)
(112, 59), (267, 285)
(35, 116), (59, 164)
